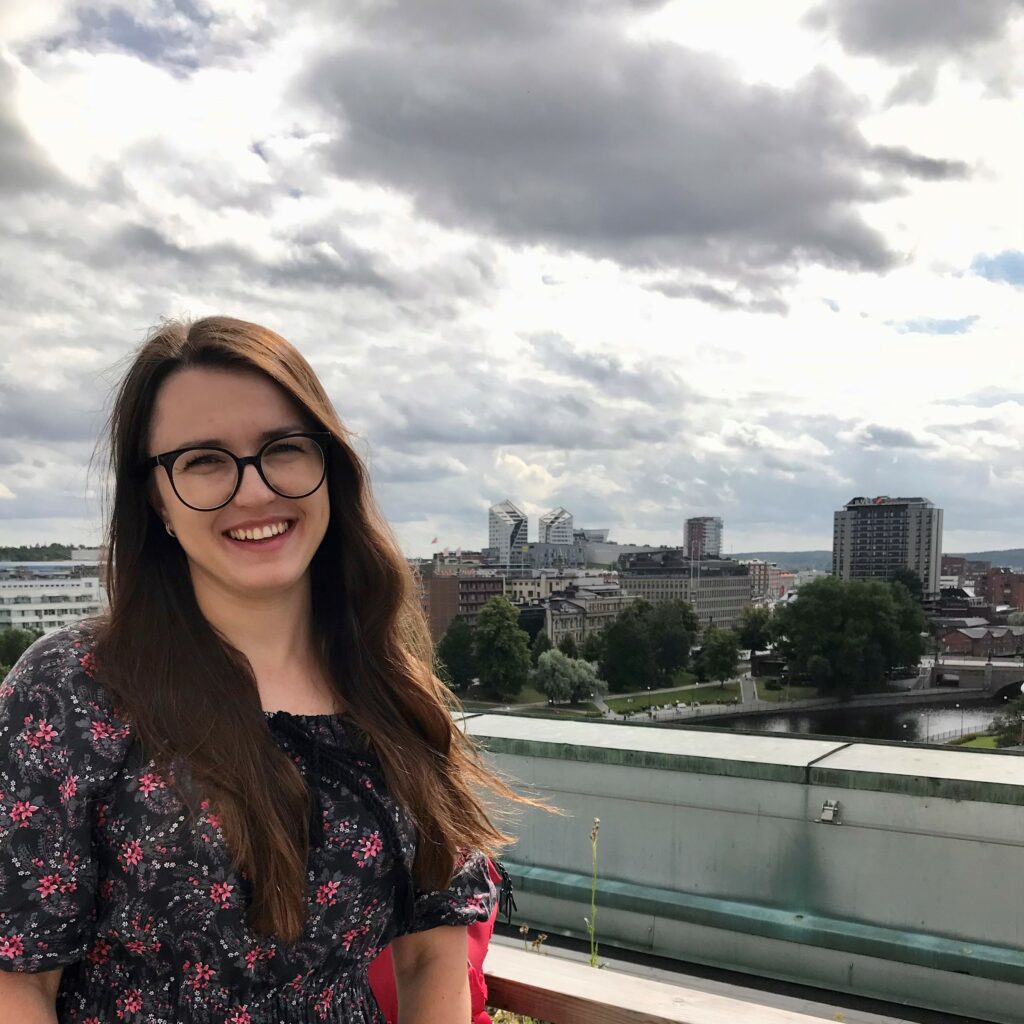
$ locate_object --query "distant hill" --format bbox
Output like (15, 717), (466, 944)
(731, 548), (1024, 573)
(949, 549), (1024, 569)
(0, 543), (75, 562)
(732, 551), (832, 572)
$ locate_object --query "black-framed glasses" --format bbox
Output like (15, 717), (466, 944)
(141, 432), (331, 511)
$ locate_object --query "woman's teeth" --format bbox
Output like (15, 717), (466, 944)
(227, 521), (291, 542)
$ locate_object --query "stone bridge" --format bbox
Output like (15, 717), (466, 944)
(930, 659), (1024, 698)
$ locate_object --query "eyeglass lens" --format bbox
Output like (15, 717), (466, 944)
(171, 437), (324, 510)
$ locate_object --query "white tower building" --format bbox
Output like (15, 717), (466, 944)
(539, 507), (574, 545)
(488, 500), (528, 568)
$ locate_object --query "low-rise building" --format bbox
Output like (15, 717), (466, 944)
(739, 559), (783, 599)
(618, 551), (751, 630)
(976, 568), (1024, 610)
(941, 626), (1024, 658)
(0, 559), (107, 634)
(421, 573), (505, 641)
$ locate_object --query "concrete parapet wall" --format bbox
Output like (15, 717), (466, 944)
(466, 715), (1024, 1022)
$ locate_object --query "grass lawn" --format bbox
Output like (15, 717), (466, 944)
(756, 682), (822, 703)
(668, 670), (698, 688)
(959, 735), (998, 749)
(458, 685), (546, 710)
(606, 684), (740, 713)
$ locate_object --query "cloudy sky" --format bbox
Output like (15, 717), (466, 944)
(1, 0), (1021, 556)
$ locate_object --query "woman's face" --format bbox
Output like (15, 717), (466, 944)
(147, 366), (331, 600)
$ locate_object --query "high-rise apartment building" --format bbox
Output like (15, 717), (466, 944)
(488, 499), (528, 568)
(832, 496), (943, 598)
(684, 517), (723, 559)
(539, 507), (574, 545)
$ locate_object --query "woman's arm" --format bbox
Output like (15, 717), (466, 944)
(391, 925), (471, 1023)
(0, 968), (62, 1023)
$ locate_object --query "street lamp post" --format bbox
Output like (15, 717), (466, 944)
(955, 702), (963, 738)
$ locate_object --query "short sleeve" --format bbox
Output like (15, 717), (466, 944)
(0, 625), (131, 972)
(399, 849), (497, 937)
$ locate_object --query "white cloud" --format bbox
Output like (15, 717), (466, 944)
(0, 0), (1020, 556)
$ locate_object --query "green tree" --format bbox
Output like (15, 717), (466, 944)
(1007, 611), (1024, 626)
(736, 605), (773, 654)
(580, 630), (605, 663)
(992, 697), (1024, 747)
(772, 577), (926, 693)
(599, 609), (657, 693)
(532, 649), (607, 704)
(646, 600), (699, 680)
(557, 633), (579, 659)
(807, 654), (832, 688)
(889, 568), (924, 603)
(530, 630), (553, 666)
(473, 597), (532, 701)
(437, 617), (476, 692)
(701, 627), (739, 687)
(0, 628), (42, 669)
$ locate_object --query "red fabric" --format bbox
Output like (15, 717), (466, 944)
(367, 860), (501, 1024)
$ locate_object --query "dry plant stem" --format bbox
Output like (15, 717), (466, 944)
(587, 817), (600, 968)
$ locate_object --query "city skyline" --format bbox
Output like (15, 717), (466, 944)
(0, 2), (1021, 555)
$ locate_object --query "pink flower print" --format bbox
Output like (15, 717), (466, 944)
(138, 772), (166, 797)
(316, 880), (340, 906)
(90, 720), (116, 743)
(120, 838), (143, 869)
(99, 879), (114, 901)
(315, 985), (335, 1020)
(209, 881), (234, 909)
(79, 651), (97, 677)
(353, 831), (383, 867)
(0, 683), (13, 699)
(340, 927), (366, 951)
(200, 798), (221, 829)
(88, 938), (111, 964)
(59, 774), (78, 803)
(228, 1009), (252, 1024)
(36, 874), (61, 899)
(120, 989), (143, 1013)
(25, 718), (57, 749)
(10, 800), (39, 827)
(0, 934), (24, 960)
(191, 962), (214, 990)
(125, 939), (147, 955)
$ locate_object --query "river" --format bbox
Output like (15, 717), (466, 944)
(703, 699), (1011, 744)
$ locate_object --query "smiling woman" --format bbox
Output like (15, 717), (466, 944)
(0, 316), (545, 1024)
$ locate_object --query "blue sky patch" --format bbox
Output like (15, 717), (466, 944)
(892, 315), (978, 335)
(971, 250), (1024, 286)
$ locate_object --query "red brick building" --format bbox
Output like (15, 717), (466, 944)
(941, 626), (1024, 657)
(422, 574), (505, 641)
(976, 568), (1024, 609)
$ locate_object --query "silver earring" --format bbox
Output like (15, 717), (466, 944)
(165, 522), (176, 538)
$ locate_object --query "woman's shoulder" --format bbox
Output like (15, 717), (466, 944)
(1, 619), (131, 746)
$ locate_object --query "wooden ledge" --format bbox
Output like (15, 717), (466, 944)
(484, 944), (825, 1024)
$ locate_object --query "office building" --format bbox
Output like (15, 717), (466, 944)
(684, 517), (723, 559)
(618, 550), (751, 630)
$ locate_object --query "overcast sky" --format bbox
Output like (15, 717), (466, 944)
(0, 0), (1021, 556)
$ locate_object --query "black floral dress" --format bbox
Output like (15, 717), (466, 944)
(0, 624), (495, 1023)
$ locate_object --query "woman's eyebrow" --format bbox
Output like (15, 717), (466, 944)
(175, 425), (310, 449)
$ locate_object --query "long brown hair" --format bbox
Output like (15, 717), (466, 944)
(93, 316), (532, 941)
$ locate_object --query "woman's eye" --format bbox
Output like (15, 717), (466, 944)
(182, 453), (227, 470)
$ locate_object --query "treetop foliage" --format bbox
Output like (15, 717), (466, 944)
(771, 576), (926, 693)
